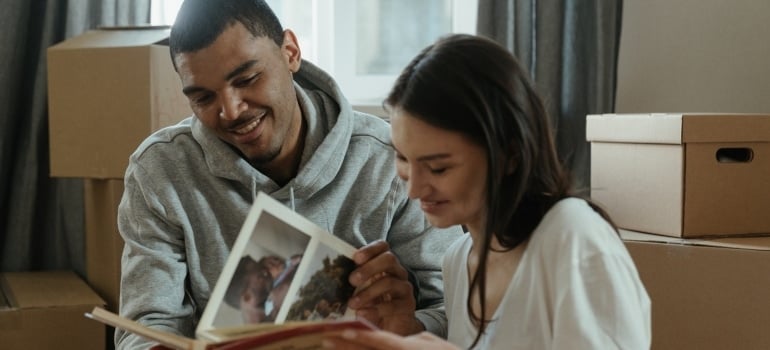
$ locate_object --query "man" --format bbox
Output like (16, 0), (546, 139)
(115, 0), (462, 349)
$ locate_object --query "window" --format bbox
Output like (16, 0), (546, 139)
(151, 0), (477, 107)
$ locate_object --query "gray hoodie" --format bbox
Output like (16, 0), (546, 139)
(115, 60), (463, 349)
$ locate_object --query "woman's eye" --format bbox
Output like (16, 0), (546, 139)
(192, 94), (213, 106)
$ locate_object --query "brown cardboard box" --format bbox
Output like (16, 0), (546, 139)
(0, 271), (106, 350)
(47, 27), (191, 179)
(622, 230), (770, 350)
(587, 113), (770, 237)
(84, 179), (124, 313)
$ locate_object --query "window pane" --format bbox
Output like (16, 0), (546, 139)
(356, 0), (452, 75)
(266, 0), (315, 61)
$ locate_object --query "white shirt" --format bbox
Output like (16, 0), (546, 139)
(443, 198), (651, 349)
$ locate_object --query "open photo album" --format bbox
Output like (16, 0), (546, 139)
(87, 191), (376, 349)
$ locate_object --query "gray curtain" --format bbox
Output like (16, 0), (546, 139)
(477, 0), (623, 190)
(0, 0), (149, 276)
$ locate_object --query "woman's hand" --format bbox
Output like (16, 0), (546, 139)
(323, 330), (461, 350)
(347, 240), (423, 335)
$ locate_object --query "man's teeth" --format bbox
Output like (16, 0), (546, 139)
(235, 118), (261, 135)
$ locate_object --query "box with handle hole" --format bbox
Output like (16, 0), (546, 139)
(587, 113), (770, 238)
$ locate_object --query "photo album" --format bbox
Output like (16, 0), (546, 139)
(87, 192), (376, 350)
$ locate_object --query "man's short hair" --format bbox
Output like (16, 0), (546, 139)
(169, 0), (285, 69)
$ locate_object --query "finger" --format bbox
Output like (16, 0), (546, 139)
(322, 337), (369, 350)
(352, 307), (381, 325)
(322, 336), (372, 350)
(352, 240), (390, 265)
(353, 270), (388, 294)
(413, 331), (443, 341)
(325, 330), (412, 350)
(349, 250), (408, 287)
(323, 330), (378, 349)
(349, 276), (414, 310)
(357, 299), (401, 319)
(348, 329), (415, 349)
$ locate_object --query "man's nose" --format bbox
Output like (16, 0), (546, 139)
(220, 91), (246, 120)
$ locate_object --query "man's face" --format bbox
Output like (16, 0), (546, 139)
(175, 23), (302, 166)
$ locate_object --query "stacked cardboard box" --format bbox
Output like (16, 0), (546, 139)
(46, 27), (192, 347)
(0, 271), (105, 350)
(621, 230), (770, 349)
(587, 113), (770, 349)
(48, 27), (191, 179)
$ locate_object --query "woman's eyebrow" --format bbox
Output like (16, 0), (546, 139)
(416, 153), (451, 162)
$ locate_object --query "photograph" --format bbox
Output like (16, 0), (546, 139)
(283, 242), (357, 322)
(212, 209), (310, 328)
(196, 192), (359, 339)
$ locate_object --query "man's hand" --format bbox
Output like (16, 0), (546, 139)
(346, 240), (424, 335)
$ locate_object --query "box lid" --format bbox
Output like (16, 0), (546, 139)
(620, 229), (770, 251)
(586, 113), (770, 144)
(0, 271), (105, 308)
(49, 26), (170, 50)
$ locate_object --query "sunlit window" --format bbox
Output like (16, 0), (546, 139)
(150, 0), (477, 106)
(150, 0), (183, 25)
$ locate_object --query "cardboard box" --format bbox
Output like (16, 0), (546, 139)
(0, 271), (106, 350)
(84, 179), (125, 313)
(47, 27), (191, 179)
(622, 230), (770, 349)
(587, 113), (770, 237)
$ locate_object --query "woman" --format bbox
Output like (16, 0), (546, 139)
(324, 34), (650, 349)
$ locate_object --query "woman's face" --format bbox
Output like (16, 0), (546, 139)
(390, 110), (488, 234)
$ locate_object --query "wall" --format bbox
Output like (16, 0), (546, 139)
(616, 0), (770, 113)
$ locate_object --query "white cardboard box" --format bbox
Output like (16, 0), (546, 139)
(587, 113), (770, 237)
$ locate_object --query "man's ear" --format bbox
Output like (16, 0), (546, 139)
(281, 29), (302, 73)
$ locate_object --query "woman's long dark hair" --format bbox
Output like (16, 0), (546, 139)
(385, 34), (615, 348)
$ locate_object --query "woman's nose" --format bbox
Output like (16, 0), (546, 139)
(406, 169), (428, 199)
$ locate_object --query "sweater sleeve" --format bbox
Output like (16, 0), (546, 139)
(385, 177), (464, 338)
(114, 163), (195, 350)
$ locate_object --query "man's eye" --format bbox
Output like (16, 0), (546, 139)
(234, 74), (259, 87)
(429, 167), (447, 175)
